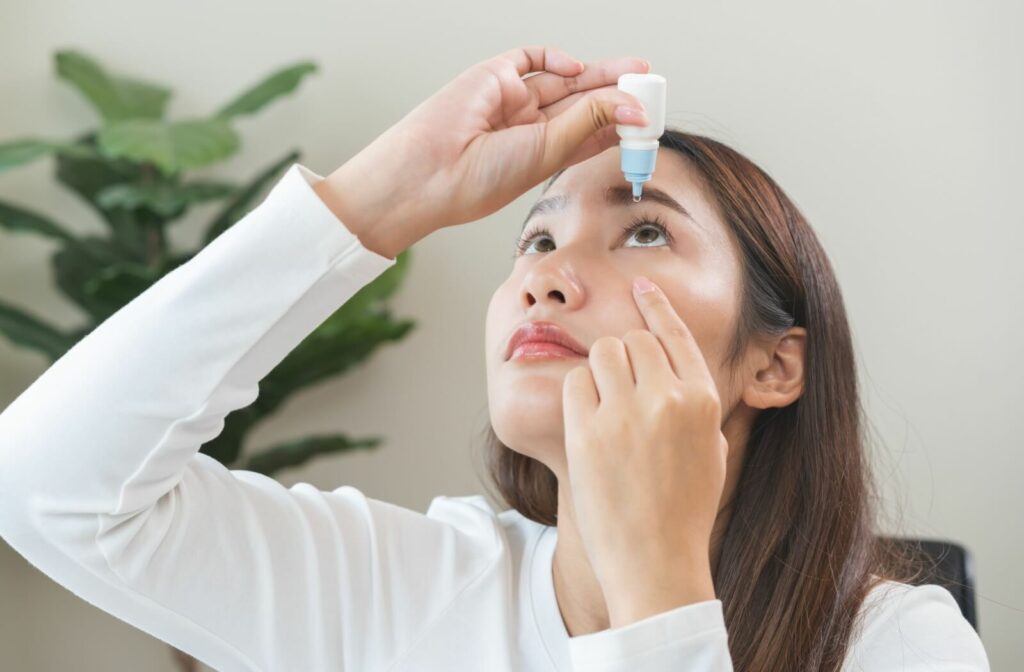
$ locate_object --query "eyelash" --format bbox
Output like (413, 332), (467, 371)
(513, 214), (675, 258)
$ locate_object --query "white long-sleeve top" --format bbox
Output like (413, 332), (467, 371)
(0, 163), (991, 672)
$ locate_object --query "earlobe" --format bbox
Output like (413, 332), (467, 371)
(742, 328), (807, 410)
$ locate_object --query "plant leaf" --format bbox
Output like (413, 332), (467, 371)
(256, 314), (415, 414)
(52, 236), (138, 320)
(0, 139), (53, 173)
(202, 149), (300, 245)
(113, 77), (174, 120)
(0, 199), (79, 244)
(55, 132), (142, 203)
(0, 138), (108, 175)
(235, 434), (381, 476)
(97, 118), (240, 176)
(55, 50), (171, 121)
(54, 132), (152, 255)
(96, 180), (237, 218)
(215, 62), (318, 120)
(82, 261), (161, 315)
(0, 300), (76, 361)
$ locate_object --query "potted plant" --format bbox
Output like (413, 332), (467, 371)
(0, 49), (416, 672)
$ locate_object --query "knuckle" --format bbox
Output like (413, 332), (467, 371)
(591, 335), (620, 351)
(667, 325), (689, 340)
(587, 96), (612, 130)
(564, 367), (584, 386)
(690, 385), (722, 417)
(588, 335), (622, 360)
(563, 75), (581, 94)
(662, 384), (688, 408)
(623, 329), (656, 347)
(496, 48), (520, 65)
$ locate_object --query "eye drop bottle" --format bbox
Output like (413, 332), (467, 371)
(616, 73), (667, 201)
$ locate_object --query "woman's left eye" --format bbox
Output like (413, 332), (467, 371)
(514, 216), (674, 257)
(621, 217), (673, 248)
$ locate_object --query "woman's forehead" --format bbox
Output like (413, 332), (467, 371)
(545, 148), (703, 200)
(539, 151), (710, 219)
(530, 149), (724, 247)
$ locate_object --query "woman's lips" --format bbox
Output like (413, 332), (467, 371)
(505, 321), (589, 360)
(509, 342), (587, 360)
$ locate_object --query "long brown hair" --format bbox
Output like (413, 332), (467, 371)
(476, 128), (930, 670)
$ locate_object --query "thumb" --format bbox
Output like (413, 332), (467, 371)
(539, 90), (647, 176)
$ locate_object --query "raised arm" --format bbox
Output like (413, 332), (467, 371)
(0, 163), (500, 671)
(1, 45), (659, 671)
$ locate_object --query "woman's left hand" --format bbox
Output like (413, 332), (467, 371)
(561, 276), (729, 622)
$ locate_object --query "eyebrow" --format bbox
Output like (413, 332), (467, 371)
(520, 185), (700, 232)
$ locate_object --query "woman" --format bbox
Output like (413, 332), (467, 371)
(0, 46), (989, 671)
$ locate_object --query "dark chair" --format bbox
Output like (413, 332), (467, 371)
(878, 536), (978, 632)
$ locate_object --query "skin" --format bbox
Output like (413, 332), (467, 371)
(484, 145), (807, 635)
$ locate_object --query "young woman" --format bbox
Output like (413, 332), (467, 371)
(0, 46), (989, 671)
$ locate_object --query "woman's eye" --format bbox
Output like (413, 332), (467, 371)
(514, 217), (673, 257)
(623, 222), (670, 248)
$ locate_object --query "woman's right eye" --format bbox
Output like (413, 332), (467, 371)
(513, 225), (554, 257)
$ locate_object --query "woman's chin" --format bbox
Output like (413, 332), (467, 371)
(494, 368), (569, 401)
(489, 391), (564, 436)
(490, 417), (565, 460)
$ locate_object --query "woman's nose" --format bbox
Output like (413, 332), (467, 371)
(521, 264), (584, 309)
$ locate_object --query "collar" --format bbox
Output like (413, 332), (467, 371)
(529, 525), (572, 671)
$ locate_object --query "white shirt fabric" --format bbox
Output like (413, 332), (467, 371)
(0, 163), (991, 672)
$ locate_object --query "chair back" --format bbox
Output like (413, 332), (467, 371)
(878, 536), (977, 632)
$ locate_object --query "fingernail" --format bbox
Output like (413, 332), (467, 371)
(615, 105), (648, 124)
(633, 276), (657, 295)
(641, 59), (651, 71)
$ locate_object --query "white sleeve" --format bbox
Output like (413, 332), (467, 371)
(845, 582), (991, 671)
(565, 581), (990, 671)
(567, 598), (734, 671)
(0, 163), (498, 672)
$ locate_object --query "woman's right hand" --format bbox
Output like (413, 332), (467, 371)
(313, 46), (652, 259)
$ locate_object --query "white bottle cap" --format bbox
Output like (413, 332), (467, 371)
(616, 73), (667, 200)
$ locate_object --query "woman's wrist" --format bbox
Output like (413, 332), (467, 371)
(313, 153), (432, 260)
(603, 558), (717, 629)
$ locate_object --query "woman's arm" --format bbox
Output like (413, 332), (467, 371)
(568, 599), (732, 671)
(0, 164), (498, 671)
(565, 580), (991, 672)
(0, 45), (663, 671)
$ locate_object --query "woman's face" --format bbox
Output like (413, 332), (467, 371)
(485, 145), (747, 474)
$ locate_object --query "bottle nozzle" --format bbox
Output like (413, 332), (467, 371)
(620, 148), (656, 203)
(616, 73), (666, 207)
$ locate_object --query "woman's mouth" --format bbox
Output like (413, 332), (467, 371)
(504, 320), (590, 361)
(509, 342), (587, 360)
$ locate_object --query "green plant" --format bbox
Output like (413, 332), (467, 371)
(0, 49), (416, 477)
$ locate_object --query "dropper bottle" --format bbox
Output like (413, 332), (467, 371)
(616, 73), (667, 201)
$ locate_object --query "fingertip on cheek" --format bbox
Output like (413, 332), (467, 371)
(633, 275), (658, 296)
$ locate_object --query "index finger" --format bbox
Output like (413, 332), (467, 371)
(497, 45), (584, 78)
(631, 276), (716, 387)
(526, 57), (651, 109)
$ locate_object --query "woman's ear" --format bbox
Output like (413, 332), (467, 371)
(742, 327), (807, 410)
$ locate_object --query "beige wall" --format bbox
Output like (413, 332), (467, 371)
(1, 0), (1020, 668)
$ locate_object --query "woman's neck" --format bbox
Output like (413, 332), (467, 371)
(552, 484), (731, 637)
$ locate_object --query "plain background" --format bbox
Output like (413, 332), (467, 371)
(1, 0), (1021, 669)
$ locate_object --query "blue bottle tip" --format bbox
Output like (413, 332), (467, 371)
(621, 146), (656, 201)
